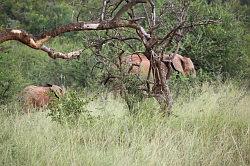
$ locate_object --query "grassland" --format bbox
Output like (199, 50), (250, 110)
(0, 82), (249, 166)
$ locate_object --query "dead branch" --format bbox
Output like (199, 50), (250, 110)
(149, 0), (156, 26)
(182, 19), (221, 29)
(156, 19), (220, 48)
(0, 20), (151, 59)
(1, 21), (150, 43)
(95, 36), (141, 53)
(41, 46), (83, 59)
(101, 36), (140, 45)
(112, 0), (147, 21)
(101, 0), (109, 21)
(110, 0), (124, 17)
(0, 29), (51, 49)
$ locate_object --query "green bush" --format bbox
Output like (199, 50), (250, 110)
(0, 0), (73, 33)
(181, 0), (249, 78)
(48, 90), (93, 125)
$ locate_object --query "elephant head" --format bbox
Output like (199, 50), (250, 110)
(21, 84), (65, 112)
(48, 84), (66, 98)
(162, 53), (196, 77)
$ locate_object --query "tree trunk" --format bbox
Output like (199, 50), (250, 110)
(151, 60), (173, 116)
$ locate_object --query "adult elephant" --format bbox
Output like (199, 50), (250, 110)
(20, 84), (65, 112)
(106, 53), (196, 94)
(121, 53), (196, 79)
(123, 53), (196, 114)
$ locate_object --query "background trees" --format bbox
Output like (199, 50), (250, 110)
(0, 0), (249, 104)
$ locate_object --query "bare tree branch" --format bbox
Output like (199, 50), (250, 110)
(0, 29), (51, 49)
(182, 19), (221, 29)
(157, 19), (220, 48)
(149, 0), (156, 26)
(110, 0), (124, 17)
(112, 0), (147, 21)
(101, 0), (108, 21)
(96, 36), (141, 51)
(0, 20), (151, 59)
(41, 46), (83, 59)
(1, 21), (151, 43)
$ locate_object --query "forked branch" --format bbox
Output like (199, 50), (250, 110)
(112, 0), (147, 21)
(0, 20), (151, 59)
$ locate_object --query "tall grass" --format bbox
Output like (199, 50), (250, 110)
(0, 82), (249, 166)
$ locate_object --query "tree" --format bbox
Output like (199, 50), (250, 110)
(0, 0), (219, 115)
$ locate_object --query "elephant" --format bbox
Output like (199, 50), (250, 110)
(102, 53), (196, 114)
(121, 53), (196, 114)
(106, 53), (196, 95)
(166, 53), (196, 77)
(20, 84), (65, 112)
(122, 53), (196, 79)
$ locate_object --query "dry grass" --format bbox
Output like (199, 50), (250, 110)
(0, 82), (249, 166)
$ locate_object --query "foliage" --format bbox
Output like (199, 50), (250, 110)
(48, 90), (93, 125)
(119, 75), (147, 112)
(0, 0), (73, 33)
(179, 0), (249, 78)
(0, 46), (29, 103)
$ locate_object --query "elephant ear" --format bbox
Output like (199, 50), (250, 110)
(172, 54), (196, 77)
(171, 54), (186, 76)
(50, 85), (64, 98)
(183, 57), (196, 77)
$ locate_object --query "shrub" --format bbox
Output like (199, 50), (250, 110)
(48, 90), (93, 125)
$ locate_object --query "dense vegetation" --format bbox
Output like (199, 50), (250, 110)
(0, 0), (249, 165)
(0, 0), (249, 103)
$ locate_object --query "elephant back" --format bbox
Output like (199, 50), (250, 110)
(21, 85), (51, 110)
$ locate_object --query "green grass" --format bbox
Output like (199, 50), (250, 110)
(0, 82), (249, 166)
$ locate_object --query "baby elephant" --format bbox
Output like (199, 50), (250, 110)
(21, 84), (65, 112)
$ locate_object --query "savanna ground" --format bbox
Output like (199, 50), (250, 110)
(0, 82), (249, 166)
